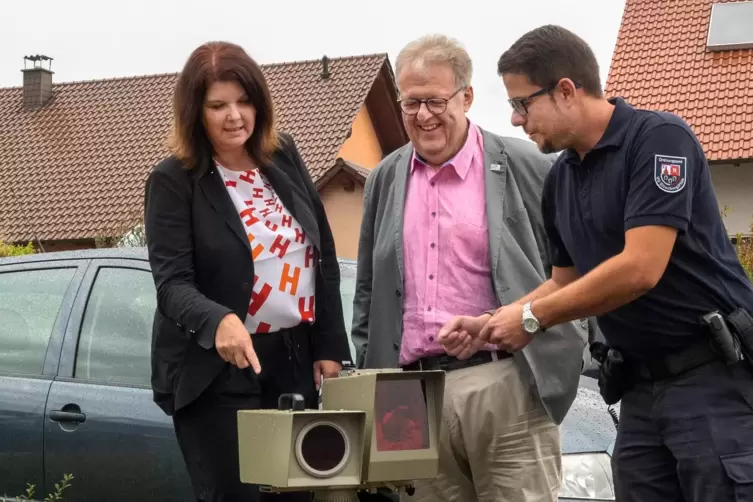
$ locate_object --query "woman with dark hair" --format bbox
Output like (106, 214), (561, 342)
(144, 41), (352, 502)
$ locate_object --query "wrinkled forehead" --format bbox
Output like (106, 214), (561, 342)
(397, 61), (457, 98)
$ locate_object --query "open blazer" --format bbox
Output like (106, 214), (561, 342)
(144, 132), (353, 416)
(351, 129), (590, 425)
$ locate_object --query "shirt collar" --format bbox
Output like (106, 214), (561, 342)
(593, 97), (634, 149)
(562, 96), (635, 164)
(411, 120), (478, 180)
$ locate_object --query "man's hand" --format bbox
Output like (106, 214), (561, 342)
(313, 360), (342, 390)
(438, 313), (492, 359)
(473, 304), (534, 353)
(215, 314), (262, 374)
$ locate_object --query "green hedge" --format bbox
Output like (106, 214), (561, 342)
(0, 241), (35, 258)
(734, 233), (753, 283)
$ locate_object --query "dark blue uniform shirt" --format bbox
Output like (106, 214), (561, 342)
(542, 97), (753, 358)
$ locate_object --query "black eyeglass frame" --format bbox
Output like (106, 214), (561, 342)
(397, 87), (465, 116)
(508, 80), (583, 116)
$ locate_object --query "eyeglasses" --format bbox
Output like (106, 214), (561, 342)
(508, 81), (582, 116)
(398, 88), (464, 116)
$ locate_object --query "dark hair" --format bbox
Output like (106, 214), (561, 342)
(167, 41), (279, 172)
(497, 25), (603, 98)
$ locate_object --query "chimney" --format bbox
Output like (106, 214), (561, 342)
(22, 55), (54, 109)
(321, 55), (330, 79)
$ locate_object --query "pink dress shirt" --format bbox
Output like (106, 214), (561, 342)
(400, 122), (500, 366)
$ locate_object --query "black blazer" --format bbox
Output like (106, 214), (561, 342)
(144, 132), (353, 416)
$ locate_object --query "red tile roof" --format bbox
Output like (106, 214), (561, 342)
(605, 0), (753, 162)
(0, 53), (392, 243)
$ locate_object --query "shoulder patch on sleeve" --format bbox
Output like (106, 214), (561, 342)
(654, 154), (687, 193)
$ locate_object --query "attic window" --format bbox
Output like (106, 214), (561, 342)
(707, 1), (753, 51)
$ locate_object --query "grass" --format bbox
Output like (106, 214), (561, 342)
(1, 474), (73, 502)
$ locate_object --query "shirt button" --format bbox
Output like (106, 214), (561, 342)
(431, 212), (436, 217)
(429, 274), (434, 280)
(431, 243), (436, 248)
(431, 182), (436, 187)
(428, 336), (435, 342)
(427, 306), (432, 312)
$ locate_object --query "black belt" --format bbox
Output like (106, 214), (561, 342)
(401, 350), (512, 373)
(632, 339), (719, 381)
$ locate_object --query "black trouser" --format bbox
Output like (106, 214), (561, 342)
(173, 325), (317, 502)
(612, 359), (753, 501)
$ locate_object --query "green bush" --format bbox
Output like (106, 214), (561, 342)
(734, 232), (753, 283)
(0, 241), (35, 258)
(1, 474), (73, 502)
(720, 206), (752, 284)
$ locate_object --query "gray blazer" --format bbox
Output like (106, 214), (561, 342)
(351, 127), (589, 425)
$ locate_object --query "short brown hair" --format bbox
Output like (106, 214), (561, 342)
(497, 25), (603, 98)
(168, 41), (279, 172)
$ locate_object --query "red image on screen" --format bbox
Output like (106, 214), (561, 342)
(373, 379), (429, 451)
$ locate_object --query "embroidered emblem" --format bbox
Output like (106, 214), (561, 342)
(654, 154), (687, 193)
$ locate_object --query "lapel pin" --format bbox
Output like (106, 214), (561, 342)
(490, 163), (502, 171)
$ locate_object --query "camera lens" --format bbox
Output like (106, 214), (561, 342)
(296, 421), (349, 477)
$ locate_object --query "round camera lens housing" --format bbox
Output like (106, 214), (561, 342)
(295, 421), (350, 478)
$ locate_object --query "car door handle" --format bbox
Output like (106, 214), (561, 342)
(50, 410), (86, 423)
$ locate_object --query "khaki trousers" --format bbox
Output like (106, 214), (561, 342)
(406, 357), (562, 502)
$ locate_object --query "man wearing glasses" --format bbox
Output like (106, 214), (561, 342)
(350, 33), (588, 502)
(441, 24), (753, 501)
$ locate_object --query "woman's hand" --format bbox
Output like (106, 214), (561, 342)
(313, 360), (342, 390)
(214, 314), (262, 374)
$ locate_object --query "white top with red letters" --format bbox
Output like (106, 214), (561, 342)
(216, 163), (317, 334)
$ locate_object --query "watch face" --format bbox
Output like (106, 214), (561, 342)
(523, 318), (539, 333)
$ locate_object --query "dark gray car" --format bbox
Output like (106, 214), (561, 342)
(0, 248), (617, 501)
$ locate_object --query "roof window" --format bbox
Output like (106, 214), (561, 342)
(707, 1), (753, 51)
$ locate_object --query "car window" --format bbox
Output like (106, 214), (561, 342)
(74, 267), (155, 386)
(0, 267), (77, 375)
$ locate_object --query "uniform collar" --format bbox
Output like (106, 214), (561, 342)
(562, 97), (634, 165)
(593, 97), (634, 150)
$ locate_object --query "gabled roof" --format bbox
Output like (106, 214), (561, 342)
(317, 158), (373, 188)
(605, 0), (753, 162)
(0, 53), (398, 243)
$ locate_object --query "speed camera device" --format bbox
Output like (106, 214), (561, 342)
(237, 396), (366, 492)
(321, 368), (445, 487)
(237, 369), (444, 499)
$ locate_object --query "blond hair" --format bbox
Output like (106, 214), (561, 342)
(395, 34), (473, 89)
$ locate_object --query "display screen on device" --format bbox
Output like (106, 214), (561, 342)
(373, 379), (429, 451)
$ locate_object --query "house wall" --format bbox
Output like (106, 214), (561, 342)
(320, 171), (365, 260)
(336, 105), (383, 169)
(711, 161), (753, 235)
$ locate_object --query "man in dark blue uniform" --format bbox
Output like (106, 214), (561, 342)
(437, 24), (753, 501)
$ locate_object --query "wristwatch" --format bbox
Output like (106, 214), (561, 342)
(522, 301), (541, 334)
